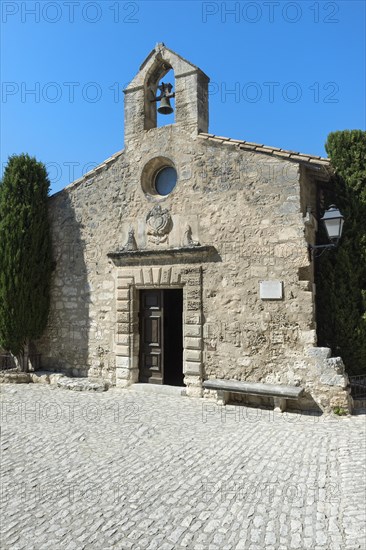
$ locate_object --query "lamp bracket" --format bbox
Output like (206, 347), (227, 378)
(308, 242), (337, 259)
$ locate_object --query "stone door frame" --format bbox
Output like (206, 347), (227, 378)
(114, 265), (203, 397)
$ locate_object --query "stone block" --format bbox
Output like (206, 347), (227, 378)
(115, 377), (132, 388)
(185, 313), (203, 325)
(184, 349), (202, 362)
(30, 372), (50, 384)
(117, 300), (129, 312)
(184, 375), (203, 397)
(185, 324), (201, 337)
(117, 312), (129, 323)
(0, 372), (32, 384)
(48, 373), (65, 385)
(115, 335), (130, 347)
(187, 300), (201, 311)
(117, 323), (130, 334)
(152, 267), (161, 285)
(184, 361), (202, 376)
(185, 337), (201, 350)
(326, 357), (346, 375)
(142, 268), (153, 285)
(161, 267), (172, 284)
(299, 330), (316, 345)
(116, 367), (130, 380)
(117, 289), (130, 301)
(115, 345), (129, 357)
(116, 356), (130, 369)
(319, 374), (347, 388)
(117, 276), (134, 289)
(57, 377), (108, 392)
(306, 347), (331, 361)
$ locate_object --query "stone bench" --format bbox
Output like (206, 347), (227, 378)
(203, 379), (304, 412)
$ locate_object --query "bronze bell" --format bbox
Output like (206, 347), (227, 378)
(158, 96), (173, 115)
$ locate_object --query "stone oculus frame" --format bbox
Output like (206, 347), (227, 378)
(111, 258), (209, 397)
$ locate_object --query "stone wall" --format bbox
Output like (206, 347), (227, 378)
(36, 123), (351, 411)
(36, 44), (351, 413)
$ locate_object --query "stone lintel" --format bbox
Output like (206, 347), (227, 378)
(108, 246), (217, 266)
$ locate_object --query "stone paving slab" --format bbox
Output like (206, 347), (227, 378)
(0, 384), (365, 550)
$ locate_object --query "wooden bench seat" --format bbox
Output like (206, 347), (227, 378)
(203, 379), (304, 412)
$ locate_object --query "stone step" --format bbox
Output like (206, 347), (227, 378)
(0, 371), (32, 384)
(127, 383), (186, 397)
(57, 377), (108, 392)
(31, 371), (65, 385)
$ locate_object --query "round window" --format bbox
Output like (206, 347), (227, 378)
(154, 166), (177, 196)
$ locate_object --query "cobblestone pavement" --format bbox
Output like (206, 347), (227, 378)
(0, 384), (365, 550)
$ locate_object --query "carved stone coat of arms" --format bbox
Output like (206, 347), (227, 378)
(146, 204), (172, 244)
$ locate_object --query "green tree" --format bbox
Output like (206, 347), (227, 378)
(316, 130), (366, 374)
(0, 154), (53, 371)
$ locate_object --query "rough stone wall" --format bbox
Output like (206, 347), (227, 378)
(37, 157), (125, 383)
(36, 44), (352, 412)
(35, 121), (352, 411)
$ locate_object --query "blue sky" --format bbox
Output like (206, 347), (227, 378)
(1, 0), (365, 195)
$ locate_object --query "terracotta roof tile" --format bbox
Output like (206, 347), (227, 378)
(244, 141), (264, 147)
(309, 158), (330, 166)
(211, 135), (227, 141)
(239, 144), (258, 151)
(271, 151), (291, 158)
(261, 145), (282, 152)
(289, 154), (311, 162)
(198, 132), (330, 166)
(254, 146), (275, 154)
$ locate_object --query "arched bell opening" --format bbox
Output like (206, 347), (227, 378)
(144, 61), (176, 130)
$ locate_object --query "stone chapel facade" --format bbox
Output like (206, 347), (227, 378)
(38, 44), (352, 413)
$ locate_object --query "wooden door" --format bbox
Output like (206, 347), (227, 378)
(139, 290), (164, 384)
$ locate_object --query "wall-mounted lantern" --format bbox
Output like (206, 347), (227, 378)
(309, 205), (344, 257)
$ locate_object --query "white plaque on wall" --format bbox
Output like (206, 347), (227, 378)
(259, 280), (283, 300)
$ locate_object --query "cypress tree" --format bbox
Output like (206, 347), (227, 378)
(316, 130), (366, 374)
(0, 154), (53, 371)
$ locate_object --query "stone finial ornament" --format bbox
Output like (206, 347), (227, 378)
(183, 224), (199, 247)
(122, 227), (138, 251)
